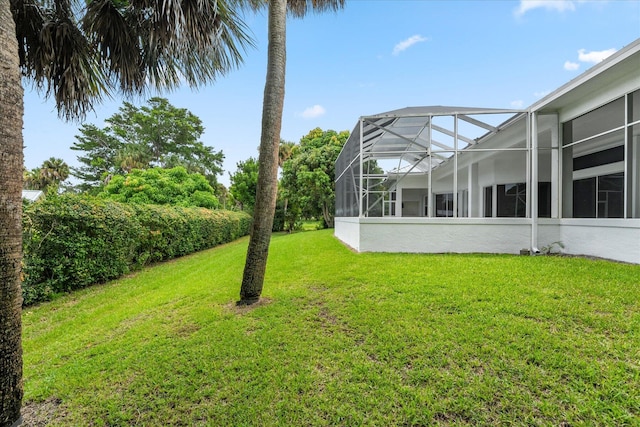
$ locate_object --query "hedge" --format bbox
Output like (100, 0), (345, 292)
(22, 194), (252, 305)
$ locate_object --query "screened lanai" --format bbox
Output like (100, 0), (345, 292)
(334, 40), (640, 263)
(335, 106), (529, 218)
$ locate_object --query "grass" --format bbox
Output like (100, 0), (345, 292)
(22, 230), (640, 426)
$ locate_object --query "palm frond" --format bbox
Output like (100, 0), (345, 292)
(15, 0), (109, 119)
(138, 0), (254, 90)
(82, 0), (145, 93)
(286, 0), (345, 18)
(12, 0), (255, 120)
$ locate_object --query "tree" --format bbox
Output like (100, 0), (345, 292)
(214, 183), (232, 210)
(1, 3), (24, 424)
(24, 158), (70, 192)
(281, 128), (348, 228)
(70, 124), (122, 191)
(98, 166), (219, 208)
(278, 140), (295, 167)
(40, 157), (70, 187)
(238, 0), (345, 305)
(71, 97), (224, 191)
(229, 157), (259, 212)
(3, 0), (252, 423)
(23, 167), (44, 190)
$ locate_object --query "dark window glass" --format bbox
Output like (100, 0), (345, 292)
(573, 145), (624, 171)
(538, 182), (552, 218)
(563, 97), (625, 145)
(497, 183), (527, 217)
(573, 178), (596, 218)
(483, 186), (493, 217)
(435, 193), (453, 217)
(573, 173), (623, 218)
(598, 173), (624, 218)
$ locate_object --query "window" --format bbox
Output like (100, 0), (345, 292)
(573, 173), (623, 218)
(574, 145), (624, 171)
(563, 97), (624, 146)
(384, 191), (396, 216)
(483, 186), (493, 217)
(492, 182), (552, 218)
(497, 183), (527, 217)
(435, 193), (453, 217)
(563, 90), (640, 219)
(537, 182), (552, 218)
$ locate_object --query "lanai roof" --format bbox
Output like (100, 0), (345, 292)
(343, 105), (523, 173)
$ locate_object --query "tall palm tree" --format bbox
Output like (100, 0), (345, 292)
(2, 0), (252, 424)
(23, 167), (43, 190)
(278, 140), (295, 168)
(1, 2), (25, 425)
(40, 157), (70, 187)
(238, 0), (345, 305)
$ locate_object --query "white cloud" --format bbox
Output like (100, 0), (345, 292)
(511, 100), (525, 108)
(563, 47), (616, 72)
(534, 90), (552, 98)
(515, 0), (576, 17)
(299, 105), (326, 119)
(392, 35), (429, 56)
(564, 61), (580, 71)
(577, 48), (617, 63)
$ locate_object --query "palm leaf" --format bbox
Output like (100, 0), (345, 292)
(11, 0), (255, 120)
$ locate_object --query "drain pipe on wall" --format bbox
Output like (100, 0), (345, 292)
(530, 111), (540, 254)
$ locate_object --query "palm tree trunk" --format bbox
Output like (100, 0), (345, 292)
(238, 0), (286, 305)
(0, 0), (25, 424)
(322, 203), (333, 228)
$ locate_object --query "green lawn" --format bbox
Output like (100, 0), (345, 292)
(22, 230), (640, 426)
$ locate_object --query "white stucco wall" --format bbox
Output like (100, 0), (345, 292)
(336, 217), (532, 254)
(547, 219), (640, 263)
(334, 217), (361, 251)
(335, 217), (640, 263)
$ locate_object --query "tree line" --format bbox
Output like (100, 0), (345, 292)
(2, 0), (344, 424)
(229, 127), (347, 231)
(23, 98), (348, 217)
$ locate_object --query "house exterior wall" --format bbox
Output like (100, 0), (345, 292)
(335, 217), (640, 263)
(334, 217), (361, 251)
(336, 217), (532, 254)
(541, 219), (640, 263)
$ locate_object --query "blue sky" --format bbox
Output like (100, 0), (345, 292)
(22, 0), (640, 186)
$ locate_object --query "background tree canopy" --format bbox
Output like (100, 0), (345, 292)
(23, 157), (69, 192)
(98, 166), (219, 209)
(229, 157), (259, 213)
(280, 128), (348, 229)
(71, 97), (224, 192)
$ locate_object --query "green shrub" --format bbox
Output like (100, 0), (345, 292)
(98, 167), (220, 209)
(22, 194), (251, 305)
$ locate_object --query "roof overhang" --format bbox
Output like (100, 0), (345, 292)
(530, 38), (640, 114)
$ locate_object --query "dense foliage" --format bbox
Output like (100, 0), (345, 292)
(280, 128), (348, 228)
(22, 194), (251, 305)
(23, 157), (70, 192)
(98, 166), (219, 209)
(229, 157), (259, 213)
(71, 98), (224, 191)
